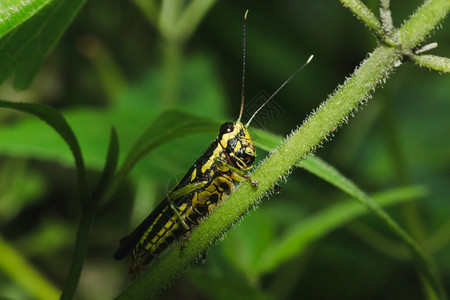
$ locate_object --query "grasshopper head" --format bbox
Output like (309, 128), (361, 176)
(218, 121), (255, 170)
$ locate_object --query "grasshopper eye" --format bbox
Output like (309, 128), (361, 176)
(219, 122), (234, 134)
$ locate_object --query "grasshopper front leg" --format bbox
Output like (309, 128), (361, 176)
(216, 159), (258, 187)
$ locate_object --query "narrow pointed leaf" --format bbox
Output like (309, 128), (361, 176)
(92, 127), (119, 202)
(257, 186), (427, 273)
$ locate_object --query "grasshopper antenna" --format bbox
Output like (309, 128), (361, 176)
(245, 54), (314, 127)
(237, 9), (249, 123)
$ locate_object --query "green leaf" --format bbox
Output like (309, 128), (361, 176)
(299, 155), (370, 199)
(0, 0), (48, 36)
(0, 100), (88, 203)
(92, 127), (119, 203)
(257, 185), (427, 273)
(0, 0), (87, 89)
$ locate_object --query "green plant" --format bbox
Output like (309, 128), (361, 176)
(0, 0), (449, 299)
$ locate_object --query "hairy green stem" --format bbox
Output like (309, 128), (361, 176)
(116, 1), (449, 298)
(115, 46), (401, 300)
(340, 0), (389, 43)
(396, 0), (450, 49)
(410, 54), (450, 72)
(379, 0), (395, 35)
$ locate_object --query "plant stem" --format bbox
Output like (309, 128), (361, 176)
(396, 0), (450, 48)
(115, 1), (450, 298)
(159, 0), (184, 41)
(116, 44), (402, 300)
(379, 0), (395, 35)
(133, 0), (159, 27)
(60, 209), (94, 300)
(174, 0), (218, 43)
(160, 41), (183, 107)
(410, 54), (450, 72)
(340, 0), (386, 42)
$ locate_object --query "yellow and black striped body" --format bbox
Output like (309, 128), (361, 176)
(114, 121), (256, 273)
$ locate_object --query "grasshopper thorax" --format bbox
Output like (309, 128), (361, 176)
(218, 121), (255, 171)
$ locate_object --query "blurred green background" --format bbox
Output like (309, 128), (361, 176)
(0, 0), (449, 299)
